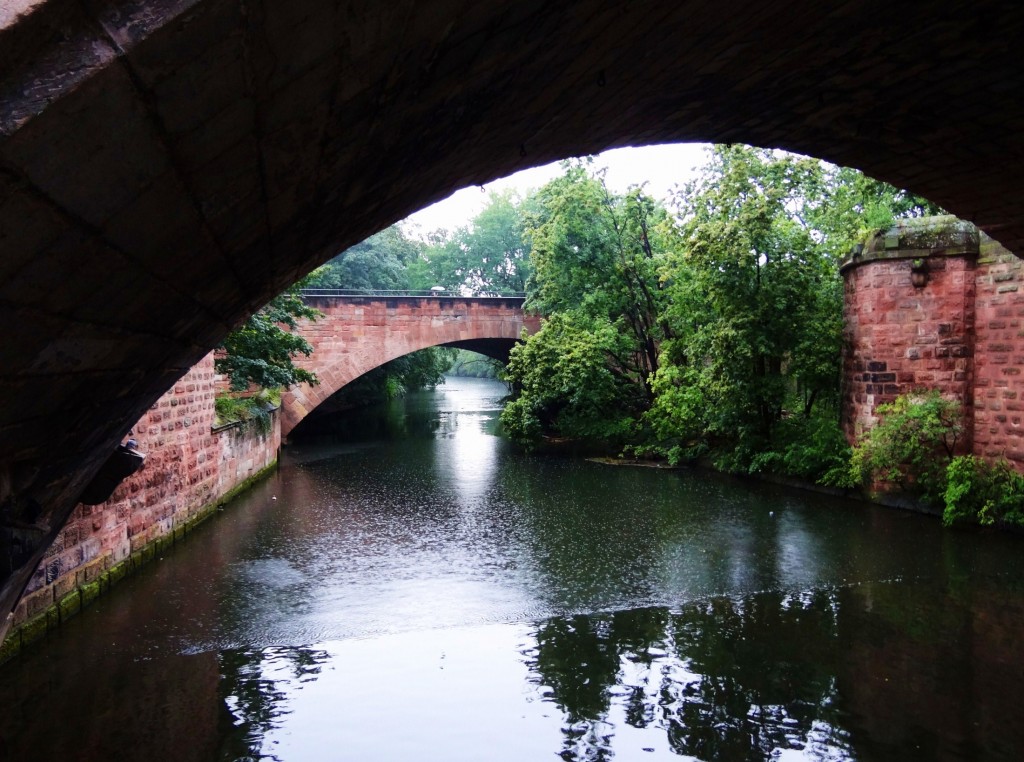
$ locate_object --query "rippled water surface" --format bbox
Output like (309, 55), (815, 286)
(3, 377), (1024, 761)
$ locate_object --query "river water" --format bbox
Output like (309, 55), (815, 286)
(2, 377), (1024, 761)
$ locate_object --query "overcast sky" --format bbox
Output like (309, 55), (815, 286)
(402, 143), (712, 236)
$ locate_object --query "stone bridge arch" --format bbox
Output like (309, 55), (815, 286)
(2, 0), (1024, 629)
(281, 296), (539, 436)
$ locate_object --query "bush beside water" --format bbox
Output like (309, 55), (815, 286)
(843, 391), (1024, 529)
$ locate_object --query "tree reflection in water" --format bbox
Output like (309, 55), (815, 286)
(218, 645), (330, 761)
(524, 593), (852, 761)
(208, 576), (1024, 761)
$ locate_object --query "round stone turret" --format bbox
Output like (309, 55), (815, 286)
(841, 216), (979, 445)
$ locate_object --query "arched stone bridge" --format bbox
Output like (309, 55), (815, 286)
(281, 294), (540, 436)
(3, 0), (1024, 637)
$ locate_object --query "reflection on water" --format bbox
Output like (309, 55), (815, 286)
(524, 600), (853, 761)
(210, 582), (1024, 761)
(2, 377), (1024, 760)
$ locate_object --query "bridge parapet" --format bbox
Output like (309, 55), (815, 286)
(300, 289), (526, 299)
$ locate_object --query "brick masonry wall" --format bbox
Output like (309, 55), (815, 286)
(282, 297), (539, 435)
(842, 253), (976, 445)
(972, 238), (1024, 462)
(843, 222), (1024, 471)
(4, 352), (280, 651)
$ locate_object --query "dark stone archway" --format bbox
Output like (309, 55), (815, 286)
(2, 0), (1024, 630)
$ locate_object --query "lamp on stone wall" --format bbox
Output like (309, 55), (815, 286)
(78, 444), (146, 505)
(910, 258), (929, 288)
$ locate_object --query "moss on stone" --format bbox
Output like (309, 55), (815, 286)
(0, 631), (20, 663)
(844, 215), (981, 274)
(57, 590), (82, 622)
(886, 215), (978, 252)
(979, 235), (1015, 265)
(80, 580), (102, 607)
(107, 560), (129, 585)
(217, 465), (277, 507)
(20, 613), (49, 645)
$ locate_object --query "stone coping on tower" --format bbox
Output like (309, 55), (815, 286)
(840, 215), (980, 274)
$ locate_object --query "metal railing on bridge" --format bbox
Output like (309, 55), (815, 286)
(299, 288), (526, 299)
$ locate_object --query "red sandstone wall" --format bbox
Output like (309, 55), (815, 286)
(842, 254), (976, 444)
(9, 353), (280, 632)
(972, 240), (1024, 463)
(843, 229), (1024, 471)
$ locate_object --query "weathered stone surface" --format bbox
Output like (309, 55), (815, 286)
(842, 219), (978, 445)
(971, 238), (1024, 461)
(3, 351), (279, 653)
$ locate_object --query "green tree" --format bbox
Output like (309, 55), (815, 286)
(406, 228), (475, 293)
(305, 224), (423, 290)
(384, 347), (458, 392)
(501, 312), (643, 446)
(943, 455), (1024, 528)
(645, 146), (942, 472)
(216, 283), (321, 391)
(448, 349), (503, 379)
(532, 164), (673, 380)
(652, 146), (833, 458)
(809, 165), (944, 257)
(501, 162), (673, 445)
(407, 191), (534, 294)
(456, 189), (532, 293)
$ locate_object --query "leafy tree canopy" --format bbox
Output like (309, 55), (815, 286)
(304, 225), (423, 291)
(407, 190), (535, 295)
(503, 161), (673, 445)
(501, 145), (947, 482)
(216, 283), (321, 392)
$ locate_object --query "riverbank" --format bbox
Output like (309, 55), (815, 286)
(586, 452), (947, 518)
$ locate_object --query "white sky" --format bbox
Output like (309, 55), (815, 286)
(402, 143), (711, 237)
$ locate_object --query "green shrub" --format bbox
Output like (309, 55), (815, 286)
(627, 441), (708, 467)
(499, 395), (544, 448)
(214, 392), (276, 434)
(847, 391), (961, 505)
(748, 415), (852, 484)
(943, 455), (1024, 528)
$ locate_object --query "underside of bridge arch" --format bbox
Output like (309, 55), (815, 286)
(2, 0), (1024, 629)
(443, 339), (517, 365)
